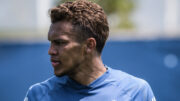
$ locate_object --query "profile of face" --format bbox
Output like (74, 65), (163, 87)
(48, 21), (86, 77)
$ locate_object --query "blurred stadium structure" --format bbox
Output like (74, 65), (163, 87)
(0, 0), (180, 41)
(0, 0), (180, 101)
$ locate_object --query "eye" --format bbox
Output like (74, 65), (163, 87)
(54, 41), (61, 45)
(53, 40), (68, 45)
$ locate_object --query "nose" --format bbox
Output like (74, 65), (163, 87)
(48, 44), (57, 55)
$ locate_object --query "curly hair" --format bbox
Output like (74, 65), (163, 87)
(49, 0), (109, 53)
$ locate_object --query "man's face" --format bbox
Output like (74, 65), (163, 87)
(48, 21), (85, 77)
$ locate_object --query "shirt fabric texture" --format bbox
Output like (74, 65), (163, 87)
(25, 66), (155, 101)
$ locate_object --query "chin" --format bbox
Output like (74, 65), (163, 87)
(54, 73), (65, 77)
(54, 65), (77, 77)
(54, 71), (66, 77)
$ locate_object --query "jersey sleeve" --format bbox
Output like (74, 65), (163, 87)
(133, 80), (156, 101)
(24, 86), (36, 101)
(24, 83), (45, 101)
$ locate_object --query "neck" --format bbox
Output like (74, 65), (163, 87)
(68, 56), (106, 86)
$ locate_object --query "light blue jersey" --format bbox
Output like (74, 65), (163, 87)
(25, 67), (156, 101)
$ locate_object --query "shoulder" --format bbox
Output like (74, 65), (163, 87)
(25, 76), (57, 100)
(109, 67), (147, 87)
(108, 68), (155, 100)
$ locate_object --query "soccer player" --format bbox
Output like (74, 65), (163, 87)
(24, 0), (156, 101)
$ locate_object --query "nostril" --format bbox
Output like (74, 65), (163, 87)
(48, 48), (57, 55)
(48, 49), (51, 55)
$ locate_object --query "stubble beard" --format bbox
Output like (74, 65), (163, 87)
(54, 59), (83, 77)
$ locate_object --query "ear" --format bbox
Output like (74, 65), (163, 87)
(85, 37), (96, 53)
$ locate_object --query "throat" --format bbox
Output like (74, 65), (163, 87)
(68, 65), (107, 86)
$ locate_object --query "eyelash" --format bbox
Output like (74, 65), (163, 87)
(53, 41), (67, 45)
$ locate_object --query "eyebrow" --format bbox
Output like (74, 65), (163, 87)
(49, 31), (74, 35)
(47, 32), (66, 41)
(51, 36), (72, 43)
(48, 38), (66, 42)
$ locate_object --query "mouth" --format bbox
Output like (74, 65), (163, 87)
(51, 58), (61, 67)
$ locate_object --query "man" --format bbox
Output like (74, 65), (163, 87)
(25, 0), (156, 101)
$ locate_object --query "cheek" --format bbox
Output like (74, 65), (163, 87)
(61, 46), (84, 63)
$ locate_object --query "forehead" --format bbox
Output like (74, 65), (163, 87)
(48, 21), (77, 40)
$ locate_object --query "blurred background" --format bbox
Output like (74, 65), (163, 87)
(0, 0), (180, 101)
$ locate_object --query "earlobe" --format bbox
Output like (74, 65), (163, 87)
(86, 47), (91, 53)
(86, 38), (96, 53)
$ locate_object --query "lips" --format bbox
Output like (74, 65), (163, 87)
(50, 58), (61, 67)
